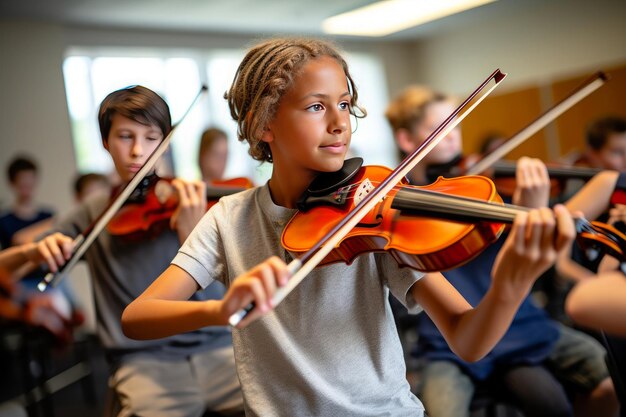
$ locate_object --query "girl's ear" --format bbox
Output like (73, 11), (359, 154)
(395, 128), (417, 155)
(102, 138), (110, 151)
(261, 126), (274, 143)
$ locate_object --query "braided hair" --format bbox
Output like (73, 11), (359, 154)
(225, 37), (366, 163)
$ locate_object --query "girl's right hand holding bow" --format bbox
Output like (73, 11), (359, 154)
(221, 256), (290, 328)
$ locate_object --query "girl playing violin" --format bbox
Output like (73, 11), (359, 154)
(32, 86), (244, 416)
(122, 38), (575, 417)
(385, 85), (617, 417)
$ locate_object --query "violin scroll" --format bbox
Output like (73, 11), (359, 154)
(575, 218), (626, 267)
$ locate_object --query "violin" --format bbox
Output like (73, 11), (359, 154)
(107, 175), (253, 240)
(282, 158), (626, 272)
(428, 156), (602, 198)
(488, 160), (601, 198)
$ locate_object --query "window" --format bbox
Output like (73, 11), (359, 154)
(62, 48), (396, 186)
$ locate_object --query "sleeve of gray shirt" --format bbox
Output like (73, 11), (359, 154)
(172, 203), (227, 289)
(376, 252), (424, 314)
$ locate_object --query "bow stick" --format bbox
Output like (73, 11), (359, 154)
(466, 72), (607, 176)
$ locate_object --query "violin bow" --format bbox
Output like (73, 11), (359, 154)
(466, 71), (608, 176)
(229, 69), (507, 326)
(38, 86), (208, 291)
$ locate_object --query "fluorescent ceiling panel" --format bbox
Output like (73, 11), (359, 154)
(323, 0), (497, 36)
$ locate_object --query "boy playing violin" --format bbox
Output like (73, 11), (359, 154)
(34, 86), (244, 416)
(385, 85), (618, 417)
(122, 38), (575, 416)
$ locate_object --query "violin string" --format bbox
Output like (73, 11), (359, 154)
(337, 181), (524, 222)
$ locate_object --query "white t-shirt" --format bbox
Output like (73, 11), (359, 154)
(173, 183), (425, 416)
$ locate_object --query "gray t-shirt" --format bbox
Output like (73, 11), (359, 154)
(173, 184), (426, 416)
(53, 192), (232, 361)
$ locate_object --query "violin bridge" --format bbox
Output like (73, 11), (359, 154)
(354, 178), (375, 206)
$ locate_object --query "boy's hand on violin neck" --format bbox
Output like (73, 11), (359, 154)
(491, 205), (574, 300)
(512, 157), (550, 209)
(169, 178), (207, 242)
(220, 256), (289, 328)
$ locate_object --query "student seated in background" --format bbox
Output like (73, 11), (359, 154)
(24, 86), (243, 417)
(121, 37), (576, 417)
(559, 169), (626, 329)
(73, 172), (112, 203)
(385, 85), (618, 417)
(0, 156), (55, 284)
(557, 170), (626, 281)
(0, 156), (80, 325)
(560, 169), (626, 411)
(198, 127), (229, 184)
(574, 116), (626, 171)
(12, 172), (112, 245)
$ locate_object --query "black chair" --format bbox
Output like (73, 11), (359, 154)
(603, 333), (626, 417)
(0, 322), (98, 417)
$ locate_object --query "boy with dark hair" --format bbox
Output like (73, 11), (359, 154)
(43, 85), (243, 416)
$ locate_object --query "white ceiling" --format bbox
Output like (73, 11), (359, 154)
(0, 0), (521, 40)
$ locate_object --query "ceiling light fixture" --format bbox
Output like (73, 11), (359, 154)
(322, 0), (497, 37)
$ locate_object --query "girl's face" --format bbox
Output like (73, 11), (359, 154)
(413, 100), (462, 164)
(263, 56), (352, 177)
(105, 114), (163, 182)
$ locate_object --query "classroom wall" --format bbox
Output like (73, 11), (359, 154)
(410, 0), (626, 96)
(0, 21), (74, 213)
(1, 0), (625, 213)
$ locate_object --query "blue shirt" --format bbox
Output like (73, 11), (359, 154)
(0, 208), (54, 286)
(413, 236), (560, 380)
(0, 209), (54, 249)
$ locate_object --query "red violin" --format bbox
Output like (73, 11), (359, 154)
(107, 175), (253, 240)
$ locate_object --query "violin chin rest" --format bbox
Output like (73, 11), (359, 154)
(305, 157), (363, 196)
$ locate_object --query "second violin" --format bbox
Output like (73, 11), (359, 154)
(107, 175), (253, 240)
